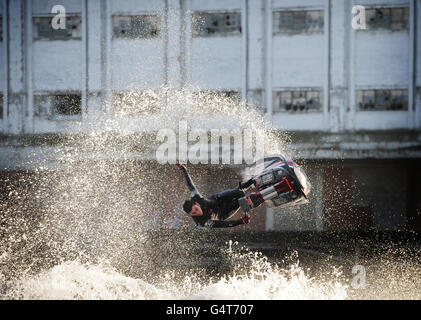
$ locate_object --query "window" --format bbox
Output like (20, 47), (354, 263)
(192, 12), (241, 37)
(194, 90), (241, 102)
(0, 17), (3, 42)
(273, 89), (323, 112)
(34, 93), (81, 119)
(112, 15), (160, 39)
(356, 89), (408, 111)
(112, 90), (160, 115)
(54, 94), (81, 115)
(273, 10), (324, 34)
(364, 7), (409, 31)
(33, 15), (82, 40)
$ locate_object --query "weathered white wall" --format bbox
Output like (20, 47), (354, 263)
(190, 0), (241, 11)
(272, 113), (325, 131)
(33, 41), (83, 91)
(354, 111), (409, 130)
(189, 0), (242, 90)
(0, 0), (4, 133)
(272, 35), (325, 88)
(272, 0), (325, 8)
(32, 0), (82, 14)
(0, 1), (4, 94)
(358, 0), (409, 6)
(355, 32), (409, 88)
(1, 0), (419, 133)
(110, 0), (166, 89)
(191, 37), (242, 89)
(111, 39), (165, 90)
(110, 0), (165, 13)
(247, 0), (263, 90)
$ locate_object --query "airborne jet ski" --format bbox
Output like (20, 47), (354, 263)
(238, 155), (311, 214)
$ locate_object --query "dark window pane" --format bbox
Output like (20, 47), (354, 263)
(113, 15), (160, 39)
(357, 89), (408, 111)
(54, 94), (81, 115)
(33, 16), (82, 40)
(274, 90), (322, 112)
(273, 10), (324, 34)
(193, 12), (241, 37)
(365, 7), (408, 31)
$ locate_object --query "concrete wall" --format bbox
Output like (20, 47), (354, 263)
(1, 0), (421, 232)
(1, 0), (420, 134)
(110, 0), (166, 90)
(270, 160), (416, 232)
(0, 0), (5, 133)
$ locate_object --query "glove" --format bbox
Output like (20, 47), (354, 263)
(239, 178), (256, 190)
(241, 215), (250, 225)
(176, 164), (185, 170)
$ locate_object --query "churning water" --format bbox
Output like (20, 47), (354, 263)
(0, 87), (420, 300)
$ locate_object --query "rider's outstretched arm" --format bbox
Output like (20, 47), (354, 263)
(177, 164), (200, 197)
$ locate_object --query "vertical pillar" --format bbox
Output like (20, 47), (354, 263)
(348, 0), (357, 131)
(24, 0), (33, 133)
(103, 0), (112, 114)
(241, 0), (248, 102)
(408, 0), (416, 128)
(182, 0), (192, 87)
(265, 207), (274, 231)
(416, 0), (421, 129)
(166, 0), (182, 89)
(1, 0), (8, 132)
(324, 0), (331, 130)
(81, 0), (88, 123)
(86, 0), (102, 121)
(263, 0), (272, 119)
(329, 0), (351, 132)
(7, 0), (25, 134)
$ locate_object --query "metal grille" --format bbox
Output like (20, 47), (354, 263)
(273, 10), (324, 34)
(112, 15), (160, 39)
(357, 89), (408, 111)
(33, 15), (82, 40)
(273, 90), (323, 112)
(365, 7), (409, 31)
(192, 12), (241, 37)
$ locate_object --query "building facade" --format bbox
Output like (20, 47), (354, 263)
(0, 0), (420, 231)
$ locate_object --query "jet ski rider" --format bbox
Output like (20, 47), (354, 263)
(176, 164), (264, 228)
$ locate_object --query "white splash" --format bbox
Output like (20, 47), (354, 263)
(4, 251), (348, 300)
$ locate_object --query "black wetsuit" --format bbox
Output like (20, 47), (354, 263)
(179, 167), (254, 228)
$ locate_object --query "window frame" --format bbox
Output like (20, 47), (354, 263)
(192, 11), (242, 37)
(34, 92), (82, 120)
(273, 89), (324, 113)
(360, 6), (409, 32)
(356, 89), (408, 111)
(32, 14), (82, 41)
(112, 14), (161, 40)
(272, 9), (324, 35)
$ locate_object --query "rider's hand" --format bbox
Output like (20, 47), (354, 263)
(176, 164), (185, 170)
(241, 215), (250, 225)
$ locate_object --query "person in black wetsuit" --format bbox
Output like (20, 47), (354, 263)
(176, 164), (257, 228)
